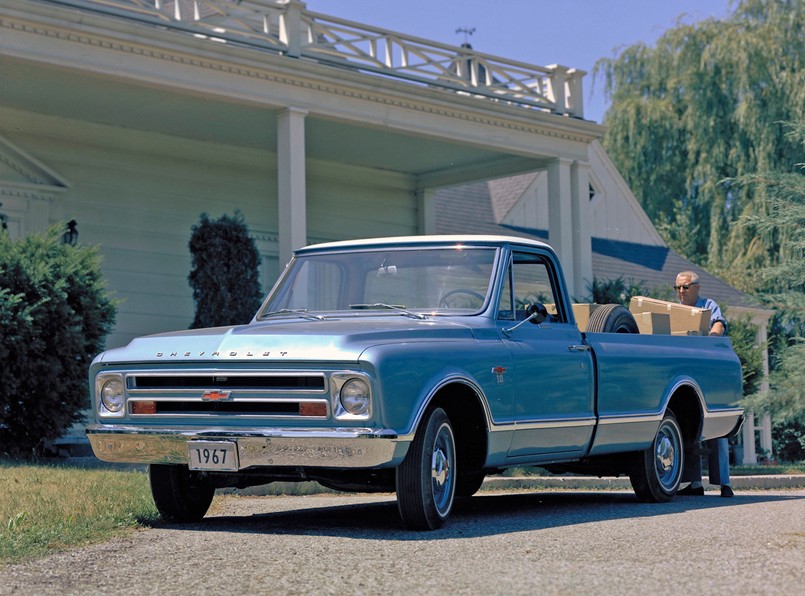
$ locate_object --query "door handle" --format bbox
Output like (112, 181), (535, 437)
(568, 344), (591, 352)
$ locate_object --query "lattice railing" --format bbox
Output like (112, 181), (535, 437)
(47, 0), (585, 117)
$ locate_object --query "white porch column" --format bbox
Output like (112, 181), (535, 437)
(547, 158), (575, 296)
(759, 413), (773, 458)
(417, 188), (437, 235)
(757, 317), (774, 459)
(570, 160), (592, 299)
(277, 107), (308, 270)
(742, 413), (757, 464)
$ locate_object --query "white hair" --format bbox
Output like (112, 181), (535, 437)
(676, 271), (700, 284)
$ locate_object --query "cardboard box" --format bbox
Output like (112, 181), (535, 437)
(545, 303), (601, 331)
(633, 311), (671, 335)
(571, 303), (600, 332)
(629, 296), (710, 335)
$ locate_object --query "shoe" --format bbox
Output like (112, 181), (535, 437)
(677, 485), (705, 496)
(721, 485), (734, 498)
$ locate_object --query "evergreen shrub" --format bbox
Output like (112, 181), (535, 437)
(0, 225), (116, 458)
(188, 211), (263, 329)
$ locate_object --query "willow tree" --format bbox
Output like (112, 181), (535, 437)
(733, 122), (805, 435)
(595, 0), (805, 287)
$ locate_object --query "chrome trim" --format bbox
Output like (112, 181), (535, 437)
(125, 370), (329, 394)
(411, 374), (494, 435)
(126, 397), (331, 419)
(597, 413), (663, 426)
(87, 425), (407, 469)
(511, 417), (596, 431)
(330, 371), (373, 421)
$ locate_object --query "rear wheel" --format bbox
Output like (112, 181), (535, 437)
(149, 464), (215, 522)
(396, 407), (456, 530)
(629, 411), (684, 502)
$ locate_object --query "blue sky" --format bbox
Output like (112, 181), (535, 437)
(304, 1), (735, 123)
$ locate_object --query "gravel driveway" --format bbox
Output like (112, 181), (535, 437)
(2, 488), (803, 594)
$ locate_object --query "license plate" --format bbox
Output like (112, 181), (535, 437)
(187, 441), (239, 471)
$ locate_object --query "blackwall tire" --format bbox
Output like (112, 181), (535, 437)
(456, 472), (485, 498)
(149, 464), (215, 523)
(396, 407), (456, 530)
(629, 411), (684, 502)
(586, 304), (640, 333)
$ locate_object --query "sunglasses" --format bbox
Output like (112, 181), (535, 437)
(674, 283), (698, 290)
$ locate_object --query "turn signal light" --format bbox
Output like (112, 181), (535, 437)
(299, 402), (327, 417)
(131, 400), (157, 415)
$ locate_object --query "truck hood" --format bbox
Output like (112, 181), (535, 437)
(96, 316), (477, 364)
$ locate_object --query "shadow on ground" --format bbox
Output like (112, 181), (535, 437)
(152, 489), (804, 541)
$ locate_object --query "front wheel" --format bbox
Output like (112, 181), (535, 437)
(149, 464), (215, 522)
(396, 407), (457, 530)
(629, 411), (684, 502)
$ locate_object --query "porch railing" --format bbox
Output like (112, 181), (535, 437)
(48, 0), (585, 117)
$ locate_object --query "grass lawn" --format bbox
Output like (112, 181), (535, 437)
(0, 461), (160, 565)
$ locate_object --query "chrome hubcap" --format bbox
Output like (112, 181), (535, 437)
(430, 423), (455, 515)
(654, 421), (681, 490)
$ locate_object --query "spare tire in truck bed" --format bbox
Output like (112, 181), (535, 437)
(586, 304), (639, 333)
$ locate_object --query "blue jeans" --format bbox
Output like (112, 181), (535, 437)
(683, 437), (731, 486)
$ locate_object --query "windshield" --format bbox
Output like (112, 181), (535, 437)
(258, 246), (498, 317)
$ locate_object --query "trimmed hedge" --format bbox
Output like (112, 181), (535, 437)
(188, 211), (263, 329)
(0, 225), (116, 458)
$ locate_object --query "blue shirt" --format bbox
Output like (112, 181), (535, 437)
(694, 296), (727, 333)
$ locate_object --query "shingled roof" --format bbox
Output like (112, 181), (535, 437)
(434, 181), (760, 309)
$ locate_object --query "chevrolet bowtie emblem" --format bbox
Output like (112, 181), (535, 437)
(202, 390), (232, 401)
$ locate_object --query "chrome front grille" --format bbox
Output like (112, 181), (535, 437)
(123, 371), (329, 418)
(128, 373), (326, 391)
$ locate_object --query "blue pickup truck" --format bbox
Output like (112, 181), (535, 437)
(87, 235), (743, 530)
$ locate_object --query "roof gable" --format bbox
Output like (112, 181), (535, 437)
(0, 133), (69, 194)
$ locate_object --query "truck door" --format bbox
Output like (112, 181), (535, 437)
(496, 250), (595, 461)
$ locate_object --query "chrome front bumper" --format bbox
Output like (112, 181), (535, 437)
(86, 425), (410, 469)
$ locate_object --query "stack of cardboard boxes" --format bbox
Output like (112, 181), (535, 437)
(628, 296), (711, 335)
(547, 300), (710, 335)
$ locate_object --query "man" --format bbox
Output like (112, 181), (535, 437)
(675, 271), (734, 497)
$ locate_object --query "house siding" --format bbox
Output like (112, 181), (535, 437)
(1, 106), (419, 349)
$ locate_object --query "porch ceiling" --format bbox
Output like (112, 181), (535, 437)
(1, 56), (542, 187)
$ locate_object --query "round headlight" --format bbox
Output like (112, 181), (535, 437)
(101, 379), (125, 413)
(339, 378), (370, 415)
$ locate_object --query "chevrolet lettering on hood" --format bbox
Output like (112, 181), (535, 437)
(86, 234), (743, 532)
(155, 351), (289, 357)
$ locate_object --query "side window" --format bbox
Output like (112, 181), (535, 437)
(497, 251), (563, 322)
(497, 264), (514, 320)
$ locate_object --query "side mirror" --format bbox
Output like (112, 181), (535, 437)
(527, 303), (548, 325)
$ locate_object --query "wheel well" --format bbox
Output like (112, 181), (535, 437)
(667, 385), (703, 446)
(428, 383), (488, 475)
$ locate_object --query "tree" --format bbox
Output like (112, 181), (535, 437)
(595, 0), (805, 283)
(0, 225), (116, 458)
(732, 122), (805, 436)
(188, 211), (263, 328)
(587, 276), (670, 305)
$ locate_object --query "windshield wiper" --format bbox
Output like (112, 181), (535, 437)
(259, 309), (327, 321)
(349, 303), (427, 320)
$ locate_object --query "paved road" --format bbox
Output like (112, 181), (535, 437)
(2, 488), (804, 595)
